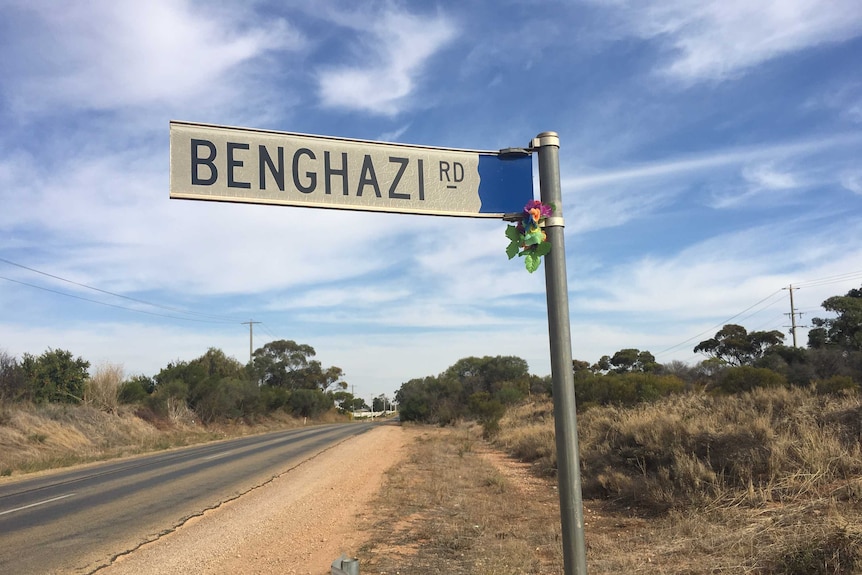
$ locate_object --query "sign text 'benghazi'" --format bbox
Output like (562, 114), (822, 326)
(169, 121), (533, 217)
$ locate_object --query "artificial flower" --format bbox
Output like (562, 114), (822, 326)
(505, 200), (554, 273)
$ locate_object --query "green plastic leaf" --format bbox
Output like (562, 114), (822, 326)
(534, 242), (552, 257)
(525, 253), (541, 273)
(506, 241), (520, 259)
(523, 230), (544, 246)
(505, 225), (521, 242)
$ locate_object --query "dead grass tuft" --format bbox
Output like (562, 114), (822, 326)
(84, 362), (124, 413)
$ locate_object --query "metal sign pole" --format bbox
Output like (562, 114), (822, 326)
(533, 131), (588, 575)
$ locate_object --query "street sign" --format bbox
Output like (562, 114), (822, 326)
(170, 121), (533, 217)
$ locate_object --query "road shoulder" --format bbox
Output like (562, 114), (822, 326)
(98, 423), (414, 575)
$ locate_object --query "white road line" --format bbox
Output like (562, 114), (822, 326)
(202, 450), (236, 461)
(0, 493), (76, 516)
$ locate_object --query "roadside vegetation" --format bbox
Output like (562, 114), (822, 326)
(369, 284), (862, 573)
(0, 339), (383, 477)
(2, 283), (861, 572)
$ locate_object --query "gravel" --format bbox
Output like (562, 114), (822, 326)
(96, 424), (411, 575)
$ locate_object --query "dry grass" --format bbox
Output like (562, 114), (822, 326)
(0, 402), (161, 475)
(84, 362), (124, 413)
(494, 388), (862, 574)
(0, 401), (337, 477)
(359, 388), (862, 574)
(358, 425), (564, 574)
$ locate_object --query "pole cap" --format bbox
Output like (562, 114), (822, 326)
(531, 131), (560, 148)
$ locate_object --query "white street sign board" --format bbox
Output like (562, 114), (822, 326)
(170, 121), (533, 217)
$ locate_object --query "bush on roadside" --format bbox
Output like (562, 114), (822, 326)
(20, 349), (90, 404)
(118, 376), (153, 404)
(573, 371), (685, 408)
(495, 388), (862, 514)
(814, 375), (858, 395)
(0, 350), (28, 401)
(713, 365), (787, 394)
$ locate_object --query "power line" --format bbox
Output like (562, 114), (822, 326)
(654, 289), (784, 358)
(655, 270), (862, 360)
(0, 256), (242, 323)
(259, 322), (281, 341)
(794, 270), (862, 289)
(0, 275), (236, 324)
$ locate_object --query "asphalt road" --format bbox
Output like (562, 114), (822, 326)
(0, 422), (375, 574)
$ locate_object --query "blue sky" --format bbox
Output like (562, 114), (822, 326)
(1, 0), (861, 401)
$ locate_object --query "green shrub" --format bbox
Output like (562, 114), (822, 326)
(574, 372), (685, 407)
(287, 388), (332, 418)
(714, 366), (787, 394)
(21, 349), (90, 404)
(814, 375), (857, 395)
(119, 379), (150, 404)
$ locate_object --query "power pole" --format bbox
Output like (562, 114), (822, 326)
(241, 320), (261, 363)
(783, 285), (805, 347)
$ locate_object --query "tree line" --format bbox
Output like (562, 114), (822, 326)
(397, 284), (862, 428)
(0, 339), (369, 423)
(2, 285), (859, 426)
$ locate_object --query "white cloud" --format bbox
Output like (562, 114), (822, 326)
(0, 147), (434, 297)
(842, 172), (862, 195)
(742, 164), (799, 191)
(593, 0), (862, 82)
(377, 124), (412, 142)
(708, 163), (804, 208)
(561, 133), (862, 223)
(316, 9), (456, 115)
(2, 0), (302, 114)
(575, 217), (862, 327)
(803, 81), (862, 124)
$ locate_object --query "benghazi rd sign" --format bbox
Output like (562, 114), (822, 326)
(169, 121), (533, 218)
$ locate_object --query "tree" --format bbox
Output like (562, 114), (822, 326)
(397, 376), (432, 422)
(396, 356), (531, 425)
(611, 349), (658, 373)
(694, 324), (785, 366)
(443, 356), (529, 397)
(288, 388), (332, 418)
(21, 348), (90, 403)
(252, 340), (317, 389)
(0, 350), (27, 401)
(333, 390), (365, 413)
(372, 395), (389, 412)
(154, 359), (206, 403)
(119, 375), (153, 404)
(303, 362), (347, 392)
(591, 355), (611, 373)
(808, 285), (862, 351)
(572, 359), (591, 374)
(657, 360), (698, 387)
(191, 347), (246, 379)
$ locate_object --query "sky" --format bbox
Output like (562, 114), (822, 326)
(1, 0), (862, 401)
